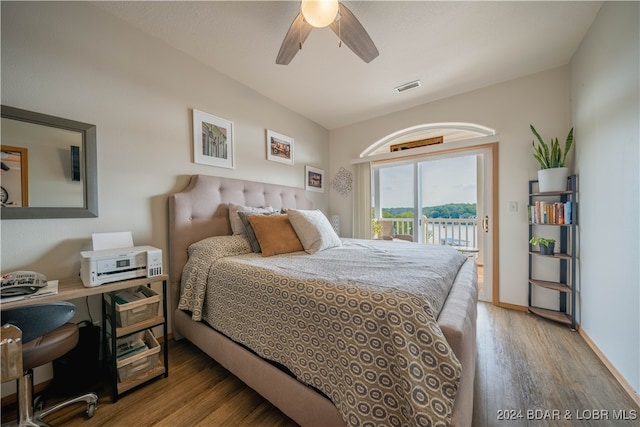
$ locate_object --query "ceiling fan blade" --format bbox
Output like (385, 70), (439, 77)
(330, 3), (379, 63)
(276, 12), (313, 65)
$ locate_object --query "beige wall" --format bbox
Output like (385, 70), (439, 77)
(570, 1), (639, 395)
(1, 1), (329, 280)
(0, 1), (329, 396)
(329, 67), (571, 307)
(3, 0), (637, 402)
(327, 1), (640, 397)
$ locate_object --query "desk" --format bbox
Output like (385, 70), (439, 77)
(1, 274), (169, 402)
(1, 275), (166, 309)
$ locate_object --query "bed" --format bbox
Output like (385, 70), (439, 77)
(168, 175), (477, 427)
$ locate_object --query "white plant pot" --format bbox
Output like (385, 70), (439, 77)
(537, 167), (569, 192)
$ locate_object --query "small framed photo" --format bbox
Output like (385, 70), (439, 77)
(193, 109), (234, 169)
(266, 129), (294, 165)
(305, 165), (324, 192)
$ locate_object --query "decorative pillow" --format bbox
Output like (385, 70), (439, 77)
(228, 203), (275, 236)
(287, 209), (342, 254)
(237, 211), (273, 253)
(247, 214), (304, 257)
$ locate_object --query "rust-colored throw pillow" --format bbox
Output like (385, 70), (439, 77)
(247, 214), (304, 257)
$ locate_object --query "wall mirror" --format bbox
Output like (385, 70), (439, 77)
(1, 105), (98, 219)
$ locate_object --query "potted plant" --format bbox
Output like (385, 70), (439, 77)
(530, 124), (574, 192)
(529, 237), (556, 255)
(371, 218), (383, 239)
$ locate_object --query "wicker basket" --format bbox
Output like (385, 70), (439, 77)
(116, 330), (160, 382)
(106, 286), (160, 327)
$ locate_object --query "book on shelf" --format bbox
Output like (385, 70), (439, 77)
(113, 289), (148, 305)
(116, 336), (149, 359)
(529, 201), (572, 225)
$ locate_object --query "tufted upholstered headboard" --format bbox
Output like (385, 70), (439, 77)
(168, 175), (312, 310)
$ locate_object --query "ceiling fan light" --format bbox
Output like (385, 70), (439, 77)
(301, 0), (339, 28)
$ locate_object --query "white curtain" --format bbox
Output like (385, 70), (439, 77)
(352, 162), (372, 239)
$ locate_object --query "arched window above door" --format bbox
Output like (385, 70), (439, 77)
(360, 122), (496, 157)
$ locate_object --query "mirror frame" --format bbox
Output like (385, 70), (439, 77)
(1, 105), (98, 219)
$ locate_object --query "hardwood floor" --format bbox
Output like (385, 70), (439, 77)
(3, 303), (638, 426)
(473, 303), (638, 426)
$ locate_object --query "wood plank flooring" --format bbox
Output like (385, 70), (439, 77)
(473, 303), (638, 426)
(3, 303), (638, 426)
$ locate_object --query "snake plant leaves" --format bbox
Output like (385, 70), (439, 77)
(530, 125), (574, 169)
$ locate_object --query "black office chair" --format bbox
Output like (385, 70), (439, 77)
(1, 302), (98, 426)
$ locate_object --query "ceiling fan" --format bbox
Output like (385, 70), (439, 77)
(276, 0), (379, 65)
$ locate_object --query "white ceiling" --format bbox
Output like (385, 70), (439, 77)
(95, 1), (602, 130)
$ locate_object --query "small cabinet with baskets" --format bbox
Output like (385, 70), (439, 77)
(102, 275), (169, 401)
(528, 175), (578, 329)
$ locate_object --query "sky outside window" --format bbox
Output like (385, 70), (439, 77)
(380, 155), (477, 208)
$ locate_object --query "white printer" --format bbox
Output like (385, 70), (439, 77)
(80, 246), (163, 287)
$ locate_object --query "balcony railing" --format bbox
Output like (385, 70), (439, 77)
(424, 217), (478, 248)
(379, 216), (478, 249)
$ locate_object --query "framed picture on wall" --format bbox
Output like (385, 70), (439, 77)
(193, 109), (234, 169)
(305, 165), (324, 193)
(266, 129), (294, 165)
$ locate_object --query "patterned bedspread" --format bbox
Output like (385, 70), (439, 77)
(179, 236), (467, 427)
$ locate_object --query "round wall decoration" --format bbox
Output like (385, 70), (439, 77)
(331, 167), (353, 196)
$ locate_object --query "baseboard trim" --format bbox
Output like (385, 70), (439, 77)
(1, 379), (52, 409)
(579, 328), (640, 409)
(496, 301), (528, 312)
(497, 302), (639, 408)
(156, 332), (173, 344)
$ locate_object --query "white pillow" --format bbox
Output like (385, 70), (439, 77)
(287, 209), (342, 254)
(228, 203), (275, 235)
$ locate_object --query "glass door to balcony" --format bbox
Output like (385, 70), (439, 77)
(372, 146), (494, 303)
(372, 162), (416, 240)
(419, 154), (478, 248)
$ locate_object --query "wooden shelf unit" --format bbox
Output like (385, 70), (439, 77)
(528, 279), (571, 293)
(528, 175), (578, 329)
(102, 274), (169, 402)
(529, 251), (572, 260)
(528, 306), (572, 326)
(116, 364), (166, 395)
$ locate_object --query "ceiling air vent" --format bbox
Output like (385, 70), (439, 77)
(394, 80), (422, 93)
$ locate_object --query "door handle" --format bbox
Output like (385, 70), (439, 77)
(482, 216), (489, 233)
